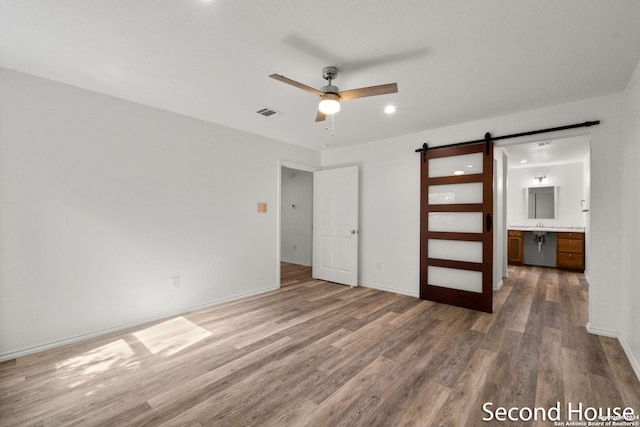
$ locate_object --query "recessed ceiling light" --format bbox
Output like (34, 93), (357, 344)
(467, 164), (473, 168)
(520, 159), (528, 163)
(384, 105), (396, 114)
(454, 170), (465, 175)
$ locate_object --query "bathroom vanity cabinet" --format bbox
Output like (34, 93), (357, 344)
(556, 232), (585, 271)
(508, 229), (585, 272)
(508, 230), (523, 264)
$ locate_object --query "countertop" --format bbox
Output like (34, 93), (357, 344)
(509, 225), (585, 233)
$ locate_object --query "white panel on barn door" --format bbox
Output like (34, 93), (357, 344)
(313, 167), (359, 287)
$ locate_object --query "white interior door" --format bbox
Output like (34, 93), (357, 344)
(313, 166), (359, 286)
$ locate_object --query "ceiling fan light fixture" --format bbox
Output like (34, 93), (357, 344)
(269, 67), (397, 122)
(318, 93), (341, 115)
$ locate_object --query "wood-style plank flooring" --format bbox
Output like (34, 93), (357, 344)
(281, 262), (312, 287)
(1, 265), (639, 426)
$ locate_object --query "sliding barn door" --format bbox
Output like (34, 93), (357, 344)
(420, 142), (494, 312)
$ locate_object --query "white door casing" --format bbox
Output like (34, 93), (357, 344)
(312, 166), (359, 287)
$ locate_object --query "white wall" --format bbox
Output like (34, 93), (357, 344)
(583, 149), (592, 272)
(321, 140), (420, 297)
(280, 167), (313, 266)
(619, 57), (640, 378)
(322, 93), (623, 336)
(493, 147), (507, 289)
(507, 162), (585, 228)
(0, 68), (320, 359)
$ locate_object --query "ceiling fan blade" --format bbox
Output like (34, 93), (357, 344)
(338, 83), (398, 100)
(269, 74), (324, 96)
(315, 110), (327, 122)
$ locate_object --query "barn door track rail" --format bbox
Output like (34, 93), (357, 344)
(415, 120), (600, 162)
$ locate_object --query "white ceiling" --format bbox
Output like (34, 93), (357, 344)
(2, 1), (640, 151)
(502, 135), (590, 169)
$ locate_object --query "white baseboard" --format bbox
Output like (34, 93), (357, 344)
(619, 334), (640, 384)
(358, 281), (419, 298)
(493, 279), (504, 291)
(0, 285), (278, 362)
(280, 258), (311, 267)
(584, 271), (591, 286)
(585, 322), (618, 338)
(586, 322), (640, 383)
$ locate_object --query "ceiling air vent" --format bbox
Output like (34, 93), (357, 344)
(256, 107), (279, 117)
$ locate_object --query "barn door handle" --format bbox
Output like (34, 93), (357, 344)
(486, 214), (492, 232)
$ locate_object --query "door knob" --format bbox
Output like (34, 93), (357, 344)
(351, 230), (357, 234)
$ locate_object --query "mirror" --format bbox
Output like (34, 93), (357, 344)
(527, 186), (556, 219)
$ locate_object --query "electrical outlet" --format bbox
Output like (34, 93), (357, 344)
(171, 276), (180, 288)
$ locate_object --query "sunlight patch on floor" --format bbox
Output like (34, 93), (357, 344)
(132, 316), (212, 357)
(55, 338), (136, 388)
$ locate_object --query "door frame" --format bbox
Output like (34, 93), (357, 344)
(276, 161), (318, 288)
(499, 133), (592, 275)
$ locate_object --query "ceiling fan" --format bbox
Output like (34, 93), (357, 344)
(269, 66), (398, 122)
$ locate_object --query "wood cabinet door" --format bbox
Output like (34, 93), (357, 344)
(508, 235), (523, 264)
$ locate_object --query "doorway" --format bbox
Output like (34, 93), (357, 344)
(277, 162), (360, 289)
(500, 134), (591, 271)
(279, 163), (315, 287)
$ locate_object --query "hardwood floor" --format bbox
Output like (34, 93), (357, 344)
(281, 262), (312, 287)
(1, 266), (639, 426)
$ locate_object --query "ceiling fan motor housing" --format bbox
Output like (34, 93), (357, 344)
(321, 85), (340, 94)
(322, 66), (338, 81)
